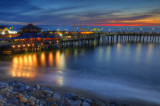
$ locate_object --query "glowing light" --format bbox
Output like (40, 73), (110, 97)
(28, 44), (30, 47)
(23, 45), (25, 47)
(2, 32), (5, 35)
(9, 31), (17, 34)
(18, 45), (21, 48)
(12, 45), (15, 48)
(80, 31), (94, 34)
(59, 33), (63, 36)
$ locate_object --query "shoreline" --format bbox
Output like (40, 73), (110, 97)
(0, 80), (107, 106)
(0, 79), (159, 106)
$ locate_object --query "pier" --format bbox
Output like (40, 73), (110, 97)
(0, 24), (160, 54)
(5, 32), (159, 53)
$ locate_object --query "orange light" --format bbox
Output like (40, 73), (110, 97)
(66, 36), (71, 39)
(80, 31), (94, 34)
(32, 44), (34, 46)
(28, 44), (30, 47)
(18, 45), (21, 48)
(12, 45), (15, 48)
(23, 45), (25, 47)
(57, 41), (59, 43)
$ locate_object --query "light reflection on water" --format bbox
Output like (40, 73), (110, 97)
(147, 43), (154, 63)
(116, 43), (121, 56)
(136, 43), (142, 62)
(1, 43), (160, 103)
(9, 43), (158, 82)
(106, 45), (111, 62)
(10, 50), (66, 86)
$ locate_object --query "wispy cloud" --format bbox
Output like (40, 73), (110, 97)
(0, 0), (159, 25)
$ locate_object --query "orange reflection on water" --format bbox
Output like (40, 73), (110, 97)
(55, 50), (60, 68)
(28, 55), (32, 66)
(12, 57), (18, 64)
(40, 52), (46, 67)
(19, 56), (23, 65)
(48, 52), (53, 67)
(24, 55), (28, 66)
(11, 70), (34, 78)
(11, 54), (39, 79)
(10, 51), (65, 86)
(32, 54), (38, 67)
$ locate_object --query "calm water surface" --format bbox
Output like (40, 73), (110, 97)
(1, 43), (160, 103)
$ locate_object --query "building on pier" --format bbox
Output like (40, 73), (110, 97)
(0, 25), (10, 35)
(19, 24), (42, 37)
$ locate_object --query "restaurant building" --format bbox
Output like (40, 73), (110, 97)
(0, 25), (10, 35)
(19, 24), (42, 37)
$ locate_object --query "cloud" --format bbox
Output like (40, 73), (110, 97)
(0, 0), (159, 25)
(0, 20), (30, 25)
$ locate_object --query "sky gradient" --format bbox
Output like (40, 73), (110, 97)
(0, 0), (160, 26)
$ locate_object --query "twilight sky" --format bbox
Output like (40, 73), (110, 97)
(0, 0), (160, 26)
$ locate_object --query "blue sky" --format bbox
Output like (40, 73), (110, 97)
(0, 0), (160, 25)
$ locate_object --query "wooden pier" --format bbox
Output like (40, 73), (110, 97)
(6, 32), (160, 54)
